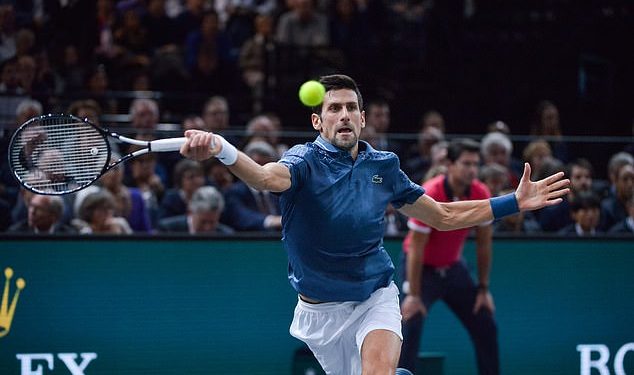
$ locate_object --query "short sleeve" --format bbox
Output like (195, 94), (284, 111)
(278, 145), (309, 193)
(391, 168), (425, 209)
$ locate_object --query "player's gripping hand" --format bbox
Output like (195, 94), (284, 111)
(180, 130), (219, 161)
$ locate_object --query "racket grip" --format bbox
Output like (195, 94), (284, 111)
(150, 137), (187, 152)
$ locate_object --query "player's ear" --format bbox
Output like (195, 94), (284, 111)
(360, 111), (366, 128)
(311, 113), (322, 131)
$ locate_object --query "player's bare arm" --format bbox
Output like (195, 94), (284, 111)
(180, 129), (291, 192)
(400, 162), (570, 230)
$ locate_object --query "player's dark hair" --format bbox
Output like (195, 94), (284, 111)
(313, 74), (363, 114)
(447, 138), (481, 162)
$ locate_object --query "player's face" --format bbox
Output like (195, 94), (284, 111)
(314, 89), (365, 153)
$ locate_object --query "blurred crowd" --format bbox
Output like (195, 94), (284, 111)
(0, 0), (632, 236)
(1, 95), (632, 236)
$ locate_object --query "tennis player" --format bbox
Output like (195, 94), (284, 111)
(180, 74), (569, 375)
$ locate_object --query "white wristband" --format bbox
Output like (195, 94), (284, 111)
(215, 136), (238, 165)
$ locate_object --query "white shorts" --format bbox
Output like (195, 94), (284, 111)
(289, 282), (402, 375)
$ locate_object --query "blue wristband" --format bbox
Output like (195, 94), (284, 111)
(490, 193), (520, 220)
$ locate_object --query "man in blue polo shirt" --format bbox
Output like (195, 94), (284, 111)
(180, 74), (570, 375)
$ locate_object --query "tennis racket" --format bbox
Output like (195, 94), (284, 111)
(8, 113), (209, 195)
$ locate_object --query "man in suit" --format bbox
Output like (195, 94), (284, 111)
(8, 194), (76, 234)
(158, 186), (233, 234)
(221, 141), (282, 231)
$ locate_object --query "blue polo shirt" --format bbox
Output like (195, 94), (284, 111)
(278, 136), (425, 302)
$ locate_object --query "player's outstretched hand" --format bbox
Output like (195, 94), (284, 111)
(515, 163), (570, 212)
(180, 130), (219, 161)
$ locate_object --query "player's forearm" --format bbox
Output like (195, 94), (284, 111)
(227, 153), (290, 192)
(402, 193), (520, 231)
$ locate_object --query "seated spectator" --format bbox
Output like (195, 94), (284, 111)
(522, 139), (552, 179)
(202, 158), (234, 192)
(8, 194), (76, 234)
(530, 100), (569, 162)
(276, 0), (330, 47)
(608, 195), (634, 234)
(96, 154), (152, 232)
(600, 162), (634, 231)
(604, 152), (634, 199)
(558, 191), (602, 237)
(363, 100), (401, 156)
(125, 152), (165, 228)
(480, 130), (521, 188)
(158, 186), (234, 234)
(537, 158), (594, 232)
(221, 141), (282, 231)
(72, 189), (132, 234)
(479, 163), (509, 197)
(239, 13), (275, 109)
(159, 159), (205, 220)
(182, 114), (206, 131)
(404, 122), (444, 184)
(243, 114), (288, 157)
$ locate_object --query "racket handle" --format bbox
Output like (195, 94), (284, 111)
(150, 135), (216, 152)
(150, 137), (187, 152)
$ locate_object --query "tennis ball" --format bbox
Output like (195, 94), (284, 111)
(298, 80), (325, 107)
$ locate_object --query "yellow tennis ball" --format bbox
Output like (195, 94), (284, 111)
(298, 80), (325, 107)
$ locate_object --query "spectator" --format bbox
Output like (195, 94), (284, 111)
(221, 140), (282, 231)
(202, 158), (234, 192)
(608, 195), (634, 234)
(479, 163), (509, 198)
(159, 159), (205, 220)
(201, 95), (230, 133)
(53, 44), (86, 94)
(404, 123), (444, 184)
(605, 152), (634, 199)
(243, 114), (286, 156)
(0, 5), (17, 63)
(558, 191), (602, 236)
(8, 194), (76, 234)
(276, 0), (330, 47)
(536, 158), (594, 232)
(480, 131), (521, 188)
(364, 99), (401, 156)
(125, 152), (165, 228)
(239, 13), (276, 111)
(84, 64), (117, 113)
(142, 0), (179, 51)
(129, 98), (160, 136)
(600, 162), (634, 231)
(67, 98), (101, 124)
(100, 154), (152, 232)
(73, 188), (132, 234)
(530, 100), (569, 162)
(185, 10), (236, 94)
(522, 139), (552, 179)
(158, 185), (234, 234)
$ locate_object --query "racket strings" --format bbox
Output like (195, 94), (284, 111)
(10, 118), (109, 194)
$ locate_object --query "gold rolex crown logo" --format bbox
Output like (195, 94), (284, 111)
(0, 267), (26, 338)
